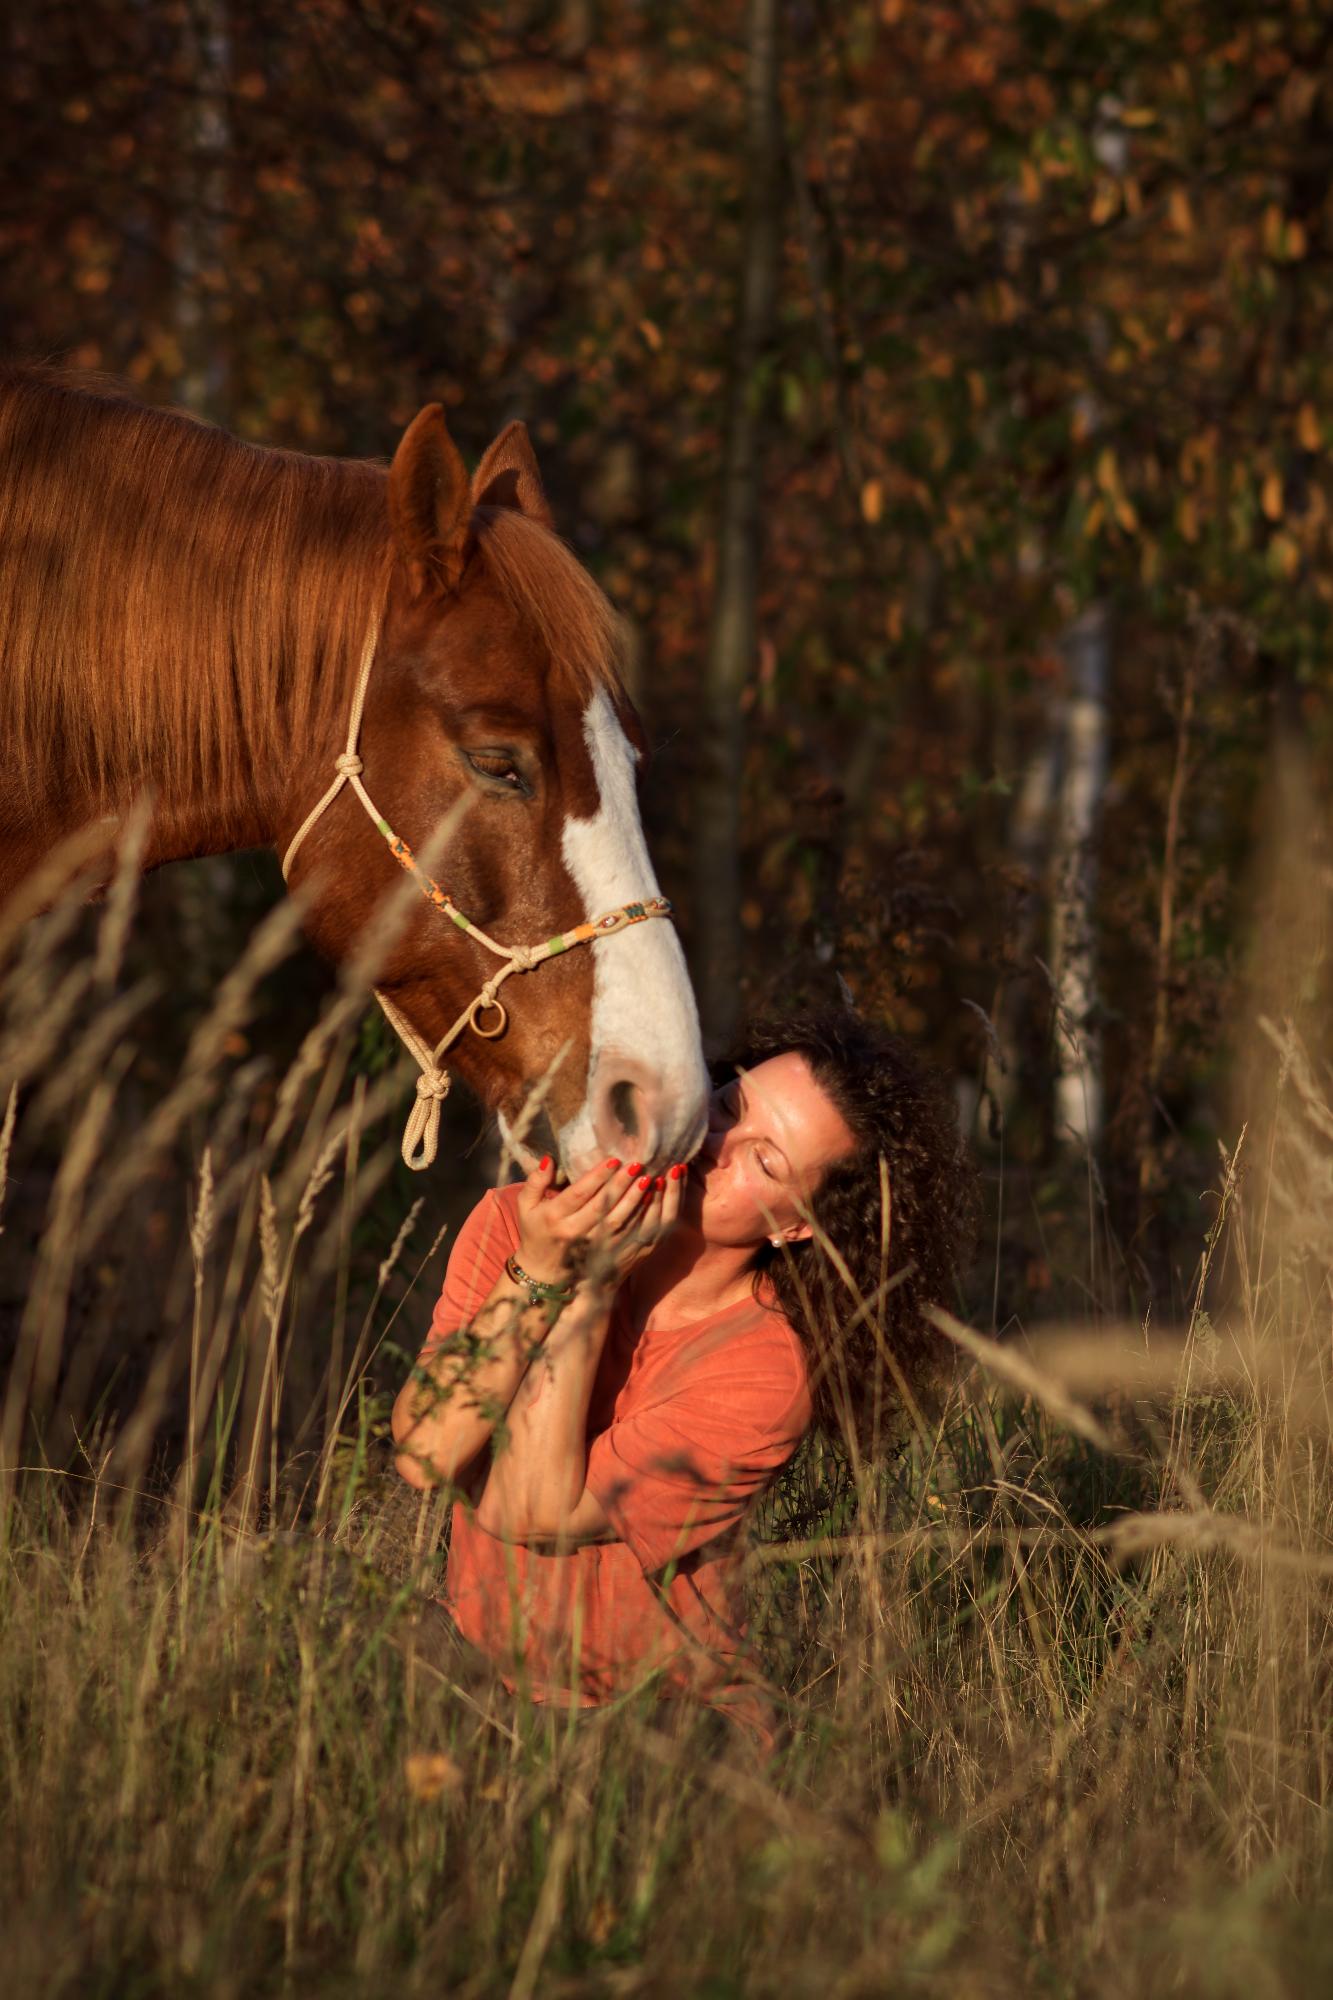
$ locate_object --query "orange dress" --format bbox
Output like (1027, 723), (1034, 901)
(422, 1184), (811, 1730)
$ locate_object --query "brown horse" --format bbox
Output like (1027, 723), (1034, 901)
(0, 365), (708, 1173)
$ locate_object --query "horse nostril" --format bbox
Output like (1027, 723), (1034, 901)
(609, 1078), (640, 1142)
(592, 1060), (665, 1164)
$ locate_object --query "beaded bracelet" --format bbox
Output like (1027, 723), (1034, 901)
(504, 1252), (576, 1326)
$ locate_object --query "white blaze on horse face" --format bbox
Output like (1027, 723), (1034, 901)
(556, 691), (709, 1173)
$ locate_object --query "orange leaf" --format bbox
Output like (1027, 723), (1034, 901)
(404, 1752), (464, 1802)
(1168, 188), (1194, 237)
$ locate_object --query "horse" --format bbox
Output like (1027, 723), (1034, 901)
(0, 365), (708, 1174)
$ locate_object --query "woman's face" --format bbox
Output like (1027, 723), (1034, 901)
(682, 1051), (857, 1251)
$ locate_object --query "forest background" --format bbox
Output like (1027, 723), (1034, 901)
(4, 5), (1333, 1996)
(8, 0), (1333, 1335)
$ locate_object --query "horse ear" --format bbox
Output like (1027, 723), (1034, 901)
(387, 404), (473, 598)
(471, 420), (554, 529)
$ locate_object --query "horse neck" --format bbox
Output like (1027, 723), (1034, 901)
(1, 371), (397, 884)
(153, 496), (390, 872)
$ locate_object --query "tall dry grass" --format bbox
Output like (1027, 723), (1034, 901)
(2, 834), (1332, 1998)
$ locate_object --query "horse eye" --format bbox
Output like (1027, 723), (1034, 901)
(466, 752), (524, 789)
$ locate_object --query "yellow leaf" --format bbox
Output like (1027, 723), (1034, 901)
(1287, 219), (1308, 260)
(1084, 498), (1105, 537)
(1090, 179), (1119, 226)
(1177, 495), (1199, 543)
(1261, 470), (1284, 522)
(1095, 446), (1121, 498)
(1120, 105), (1157, 127)
(966, 369), (987, 412)
(1168, 187), (1194, 236)
(404, 1752), (464, 1803)
(885, 600), (904, 642)
(860, 479), (884, 524)
(1020, 159), (1042, 204)
(1297, 402), (1322, 451)
(637, 318), (662, 352)
(1114, 495), (1139, 535)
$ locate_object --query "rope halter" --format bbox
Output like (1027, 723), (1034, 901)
(282, 616), (674, 1170)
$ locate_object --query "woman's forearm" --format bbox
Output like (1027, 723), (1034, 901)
(390, 1273), (552, 1488)
(474, 1286), (613, 1539)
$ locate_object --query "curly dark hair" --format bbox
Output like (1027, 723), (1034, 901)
(724, 1010), (978, 1461)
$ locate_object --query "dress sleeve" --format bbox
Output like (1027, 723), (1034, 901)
(584, 1333), (810, 1575)
(422, 1188), (521, 1354)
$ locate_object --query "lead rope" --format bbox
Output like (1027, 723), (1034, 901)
(282, 616), (673, 1170)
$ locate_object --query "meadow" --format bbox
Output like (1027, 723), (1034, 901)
(2, 833), (1331, 1999)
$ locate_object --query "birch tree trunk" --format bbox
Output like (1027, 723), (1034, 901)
(1050, 603), (1112, 1149)
(166, 0), (238, 1009)
(693, 0), (782, 1047)
(1045, 105), (1123, 1154)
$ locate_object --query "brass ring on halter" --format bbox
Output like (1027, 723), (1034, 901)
(469, 996), (508, 1039)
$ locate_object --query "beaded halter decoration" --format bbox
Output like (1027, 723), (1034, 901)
(282, 617), (673, 1171)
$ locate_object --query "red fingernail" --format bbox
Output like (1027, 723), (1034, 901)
(604, 1157), (621, 1170)
(655, 1175), (666, 1190)
(627, 1162), (643, 1178)
(670, 1163), (685, 1180)
(638, 1176), (651, 1190)
(539, 1155), (551, 1171)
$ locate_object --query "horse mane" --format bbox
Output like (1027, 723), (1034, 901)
(0, 364), (389, 817)
(472, 504), (629, 712)
(0, 365), (625, 823)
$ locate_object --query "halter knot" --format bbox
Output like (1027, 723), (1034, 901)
(507, 944), (541, 973)
(415, 1069), (451, 1102)
(334, 753), (364, 776)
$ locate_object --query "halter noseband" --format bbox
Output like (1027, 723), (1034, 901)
(281, 617), (673, 1171)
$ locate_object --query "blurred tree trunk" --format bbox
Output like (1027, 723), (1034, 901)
(1050, 603), (1111, 1150)
(693, 0), (782, 1048)
(165, 0), (240, 1007)
(176, 0), (231, 422)
(986, 731), (1060, 1141)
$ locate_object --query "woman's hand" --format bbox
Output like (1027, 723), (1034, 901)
(515, 1156), (685, 1292)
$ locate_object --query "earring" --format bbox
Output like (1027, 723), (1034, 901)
(769, 1235), (782, 1248)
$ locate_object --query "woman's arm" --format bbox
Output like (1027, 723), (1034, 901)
(472, 1287), (617, 1543)
(475, 1171), (683, 1546)
(390, 1267), (553, 1490)
(391, 1156), (670, 1493)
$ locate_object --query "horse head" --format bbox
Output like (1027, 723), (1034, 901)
(282, 405), (709, 1176)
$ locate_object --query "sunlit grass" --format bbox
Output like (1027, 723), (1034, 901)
(2, 854), (1332, 1995)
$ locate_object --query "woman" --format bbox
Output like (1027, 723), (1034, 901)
(391, 1010), (972, 1741)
